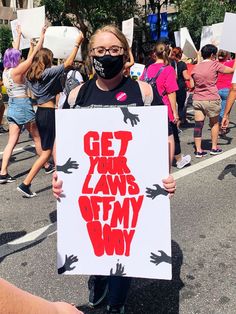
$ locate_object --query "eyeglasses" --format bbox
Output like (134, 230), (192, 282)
(91, 46), (124, 57)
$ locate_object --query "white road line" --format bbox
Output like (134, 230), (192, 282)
(173, 147), (236, 180)
(1, 147), (236, 258)
(0, 144), (35, 155)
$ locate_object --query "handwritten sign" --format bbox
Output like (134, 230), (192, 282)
(56, 106), (172, 279)
(180, 27), (197, 59)
(43, 26), (82, 61)
(130, 63), (145, 80)
(17, 6), (45, 39)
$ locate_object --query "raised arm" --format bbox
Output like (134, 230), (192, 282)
(63, 32), (84, 68)
(223, 56), (236, 74)
(222, 83), (236, 129)
(12, 27), (47, 78)
(12, 25), (22, 50)
(124, 47), (134, 70)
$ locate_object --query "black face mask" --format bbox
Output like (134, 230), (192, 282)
(92, 55), (124, 79)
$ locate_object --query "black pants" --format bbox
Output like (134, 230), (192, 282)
(170, 122), (181, 156)
(176, 88), (187, 122)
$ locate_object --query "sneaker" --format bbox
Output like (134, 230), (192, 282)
(0, 126), (8, 134)
(194, 151), (208, 158)
(88, 275), (108, 308)
(44, 164), (55, 174)
(17, 183), (37, 198)
(210, 147), (223, 155)
(176, 154), (191, 169)
(106, 305), (125, 314)
(0, 173), (16, 183)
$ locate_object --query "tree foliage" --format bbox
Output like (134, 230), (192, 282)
(172, 0), (236, 48)
(41, 0), (142, 37)
(0, 26), (12, 56)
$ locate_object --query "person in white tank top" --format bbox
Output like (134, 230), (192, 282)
(0, 26), (48, 184)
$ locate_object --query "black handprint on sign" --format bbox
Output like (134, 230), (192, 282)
(58, 254), (78, 274)
(110, 263), (126, 276)
(57, 158), (79, 174)
(146, 184), (168, 199)
(120, 107), (140, 127)
(150, 251), (171, 266)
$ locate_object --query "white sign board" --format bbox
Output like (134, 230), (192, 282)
(180, 27), (197, 59)
(11, 19), (30, 50)
(56, 106), (172, 280)
(200, 23), (223, 48)
(122, 17), (134, 47)
(43, 26), (82, 61)
(17, 6), (45, 39)
(219, 12), (236, 53)
(174, 31), (180, 47)
(130, 63), (145, 79)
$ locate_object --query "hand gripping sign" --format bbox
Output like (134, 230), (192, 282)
(56, 106), (172, 280)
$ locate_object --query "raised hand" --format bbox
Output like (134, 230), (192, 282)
(57, 158), (79, 174)
(58, 254), (78, 274)
(150, 251), (171, 266)
(120, 107), (140, 127)
(146, 184), (168, 199)
(110, 263), (126, 276)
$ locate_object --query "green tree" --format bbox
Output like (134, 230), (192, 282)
(172, 0), (236, 48)
(0, 26), (12, 56)
(41, 0), (141, 37)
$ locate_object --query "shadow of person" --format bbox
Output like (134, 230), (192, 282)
(126, 240), (184, 314)
(218, 163), (236, 181)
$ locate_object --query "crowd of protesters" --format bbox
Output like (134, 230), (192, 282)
(0, 23), (236, 314)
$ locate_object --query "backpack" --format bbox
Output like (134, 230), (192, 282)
(141, 65), (167, 99)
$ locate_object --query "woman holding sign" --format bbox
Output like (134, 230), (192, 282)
(17, 32), (84, 197)
(0, 27), (47, 184)
(53, 25), (176, 314)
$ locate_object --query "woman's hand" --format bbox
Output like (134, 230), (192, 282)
(162, 175), (176, 197)
(173, 112), (179, 124)
(16, 24), (22, 36)
(52, 171), (63, 199)
(75, 32), (84, 47)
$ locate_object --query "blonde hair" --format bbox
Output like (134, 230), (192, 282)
(27, 48), (53, 81)
(89, 25), (129, 60)
(155, 43), (170, 65)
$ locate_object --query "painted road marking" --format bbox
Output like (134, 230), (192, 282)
(0, 144), (35, 155)
(1, 147), (236, 259)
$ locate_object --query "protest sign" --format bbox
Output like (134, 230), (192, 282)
(219, 12), (236, 53)
(130, 63), (145, 80)
(122, 17), (134, 47)
(17, 6), (45, 39)
(10, 19), (30, 50)
(174, 31), (180, 47)
(43, 26), (82, 61)
(56, 106), (172, 280)
(200, 23), (223, 48)
(180, 27), (197, 59)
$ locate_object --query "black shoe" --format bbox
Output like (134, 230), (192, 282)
(0, 126), (9, 134)
(0, 173), (16, 183)
(44, 164), (55, 174)
(17, 183), (37, 198)
(88, 275), (108, 307)
(106, 305), (125, 314)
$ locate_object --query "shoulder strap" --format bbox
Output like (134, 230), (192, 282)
(152, 65), (167, 81)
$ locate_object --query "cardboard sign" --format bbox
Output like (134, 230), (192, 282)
(43, 26), (82, 61)
(17, 6), (45, 39)
(130, 63), (145, 80)
(10, 19), (30, 50)
(179, 28), (197, 59)
(56, 106), (172, 280)
(122, 17), (134, 47)
(200, 23), (223, 48)
(219, 12), (236, 53)
(174, 31), (180, 47)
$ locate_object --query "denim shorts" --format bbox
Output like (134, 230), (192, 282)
(7, 97), (35, 126)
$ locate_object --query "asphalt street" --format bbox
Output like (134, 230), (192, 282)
(0, 106), (236, 314)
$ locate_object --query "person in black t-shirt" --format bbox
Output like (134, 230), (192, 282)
(170, 47), (192, 127)
(53, 25), (177, 314)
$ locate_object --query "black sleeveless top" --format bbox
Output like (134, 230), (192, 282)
(74, 76), (145, 108)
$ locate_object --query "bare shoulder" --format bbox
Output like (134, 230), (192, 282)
(68, 83), (84, 107)
(137, 80), (152, 97)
